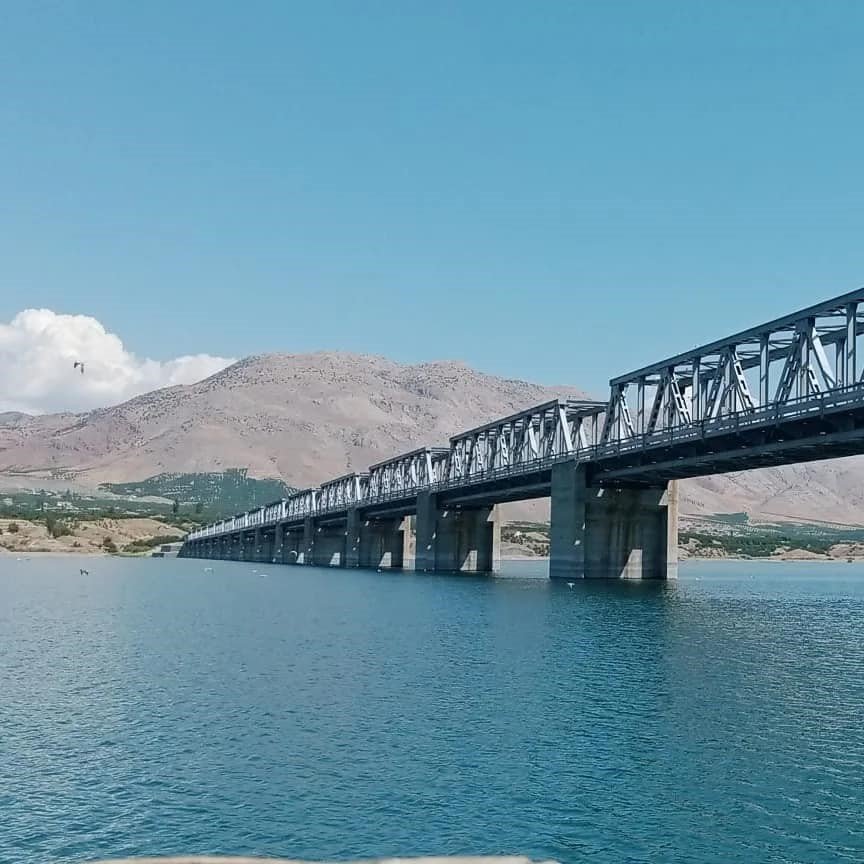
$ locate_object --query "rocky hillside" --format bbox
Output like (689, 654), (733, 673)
(0, 352), (586, 487)
(2, 351), (864, 523)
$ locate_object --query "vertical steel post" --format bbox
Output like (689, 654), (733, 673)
(691, 359), (701, 421)
(846, 302), (857, 385)
(759, 335), (770, 407)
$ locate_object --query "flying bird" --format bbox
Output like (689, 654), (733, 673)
(73, 361), (85, 375)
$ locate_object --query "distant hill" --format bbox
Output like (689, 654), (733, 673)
(0, 352), (587, 487)
(2, 351), (864, 523)
(101, 469), (297, 516)
(0, 411), (30, 427)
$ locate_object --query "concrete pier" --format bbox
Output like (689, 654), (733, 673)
(311, 522), (346, 567)
(415, 491), (500, 573)
(272, 524), (283, 563)
(358, 515), (410, 569)
(550, 461), (677, 580)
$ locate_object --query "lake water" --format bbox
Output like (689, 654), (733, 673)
(1, 556), (862, 864)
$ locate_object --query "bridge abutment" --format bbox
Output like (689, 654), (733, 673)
(550, 462), (677, 579)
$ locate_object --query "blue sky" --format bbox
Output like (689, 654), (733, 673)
(2, 0), (863, 398)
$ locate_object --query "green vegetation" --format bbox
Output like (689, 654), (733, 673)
(101, 536), (118, 554)
(45, 513), (73, 539)
(101, 469), (296, 517)
(706, 512), (750, 525)
(7, 522), (19, 533)
(501, 517), (864, 559)
(0, 469), (298, 528)
(502, 521), (550, 556)
(681, 520), (864, 558)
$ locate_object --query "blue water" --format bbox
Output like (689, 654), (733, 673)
(1, 557), (863, 864)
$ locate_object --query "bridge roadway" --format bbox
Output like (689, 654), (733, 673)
(182, 288), (864, 578)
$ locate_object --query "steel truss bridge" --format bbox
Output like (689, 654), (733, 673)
(188, 288), (864, 543)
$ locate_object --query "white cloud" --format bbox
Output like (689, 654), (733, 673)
(0, 309), (235, 414)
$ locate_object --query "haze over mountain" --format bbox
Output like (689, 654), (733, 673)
(1, 351), (863, 524)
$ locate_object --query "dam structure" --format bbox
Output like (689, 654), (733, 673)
(182, 289), (864, 578)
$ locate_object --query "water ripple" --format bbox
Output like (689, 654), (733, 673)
(0, 557), (863, 863)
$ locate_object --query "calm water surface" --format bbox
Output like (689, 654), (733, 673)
(1, 556), (862, 863)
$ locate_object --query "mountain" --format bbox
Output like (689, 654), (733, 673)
(0, 352), (586, 486)
(1, 351), (864, 524)
(0, 411), (31, 427)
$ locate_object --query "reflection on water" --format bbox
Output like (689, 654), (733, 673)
(1, 556), (862, 863)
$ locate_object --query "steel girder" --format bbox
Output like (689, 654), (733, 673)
(367, 447), (450, 501)
(286, 488), (317, 521)
(318, 473), (368, 513)
(606, 289), (864, 439)
(446, 400), (606, 483)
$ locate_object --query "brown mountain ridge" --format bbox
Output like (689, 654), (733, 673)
(2, 351), (864, 524)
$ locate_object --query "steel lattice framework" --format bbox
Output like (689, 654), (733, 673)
(367, 447), (450, 502)
(188, 288), (864, 543)
(602, 289), (864, 441)
(318, 473), (367, 514)
(445, 400), (606, 484)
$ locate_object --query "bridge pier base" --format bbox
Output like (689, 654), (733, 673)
(273, 524), (284, 563)
(253, 528), (264, 563)
(415, 491), (500, 574)
(311, 522), (345, 566)
(345, 509), (362, 567)
(358, 516), (410, 569)
(550, 462), (678, 579)
(297, 516), (315, 564)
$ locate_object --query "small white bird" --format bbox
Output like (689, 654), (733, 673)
(73, 361), (85, 375)
(567, 581), (574, 589)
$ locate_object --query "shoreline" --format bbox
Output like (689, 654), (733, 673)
(5, 550), (864, 565)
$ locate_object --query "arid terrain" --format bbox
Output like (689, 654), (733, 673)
(3, 351), (864, 524)
(0, 517), (184, 555)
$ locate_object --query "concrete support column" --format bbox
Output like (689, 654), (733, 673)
(298, 517), (315, 565)
(549, 462), (586, 579)
(272, 524), (284, 564)
(415, 491), (500, 573)
(665, 479), (679, 579)
(359, 517), (410, 569)
(415, 491), (436, 572)
(550, 461), (678, 579)
(253, 528), (263, 563)
(311, 521), (345, 566)
(345, 508), (361, 568)
(283, 526), (302, 564)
